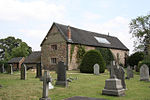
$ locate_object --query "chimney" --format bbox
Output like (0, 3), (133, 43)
(67, 26), (72, 41)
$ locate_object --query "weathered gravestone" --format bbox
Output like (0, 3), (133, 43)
(64, 96), (107, 100)
(40, 70), (52, 100)
(0, 64), (5, 73)
(140, 64), (149, 81)
(55, 61), (68, 87)
(134, 65), (137, 71)
(126, 66), (133, 79)
(102, 63), (125, 96)
(36, 63), (42, 78)
(94, 64), (99, 75)
(21, 64), (26, 80)
(10, 64), (13, 74)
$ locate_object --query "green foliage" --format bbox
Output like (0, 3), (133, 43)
(76, 45), (86, 64)
(96, 47), (114, 65)
(11, 42), (31, 57)
(70, 44), (75, 62)
(138, 57), (150, 73)
(79, 50), (106, 73)
(0, 36), (32, 61)
(127, 52), (144, 67)
(129, 13), (150, 53)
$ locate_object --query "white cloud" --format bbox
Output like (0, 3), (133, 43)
(0, 0), (65, 21)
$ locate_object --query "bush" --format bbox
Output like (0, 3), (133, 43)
(127, 52), (144, 67)
(137, 56), (150, 73)
(79, 50), (106, 73)
(96, 47), (114, 66)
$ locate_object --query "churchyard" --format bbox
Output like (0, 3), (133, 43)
(0, 69), (150, 100)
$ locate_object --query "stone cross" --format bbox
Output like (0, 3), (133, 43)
(21, 64), (26, 80)
(94, 64), (99, 75)
(140, 64), (149, 81)
(40, 70), (52, 100)
(55, 61), (68, 87)
(109, 61), (116, 79)
(36, 63), (42, 78)
(10, 64), (13, 74)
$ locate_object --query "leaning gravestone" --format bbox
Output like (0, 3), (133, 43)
(55, 61), (68, 87)
(36, 63), (42, 78)
(0, 64), (5, 73)
(94, 64), (99, 75)
(140, 64), (149, 81)
(114, 65), (126, 89)
(126, 66), (133, 79)
(102, 64), (125, 96)
(21, 64), (26, 80)
(40, 70), (51, 100)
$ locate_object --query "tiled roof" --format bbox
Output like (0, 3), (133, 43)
(24, 51), (41, 64)
(41, 22), (129, 51)
(8, 57), (23, 64)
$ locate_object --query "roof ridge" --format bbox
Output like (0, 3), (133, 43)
(55, 22), (117, 38)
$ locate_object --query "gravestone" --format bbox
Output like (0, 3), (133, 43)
(55, 61), (68, 87)
(140, 64), (149, 81)
(114, 65), (126, 89)
(36, 63), (42, 78)
(21, 64), (26, 80)
(94, 64), (99, 75)
(10, 64), (13, 74)
(0, 64), (5, 73)
(126, 66), (133, 79)
(64, 96), (107, 100)
(134, 65), (137, 71)
(49, 82), (54, 90)
(102, 64), (125, 96)
(40, 70), (51, 100)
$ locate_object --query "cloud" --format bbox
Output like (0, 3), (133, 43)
(0, 0), (66, 21)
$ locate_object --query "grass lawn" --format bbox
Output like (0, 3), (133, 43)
(0, 70), (150, 100)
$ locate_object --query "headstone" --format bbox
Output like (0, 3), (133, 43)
(21, 64), (26, 80)
(40, 70), (51, 100)
(64, 96), (107, 100)
(102, 65), (125, 96)
(36, 63), (42, 78)
(10, 64), (13, 74)
(55, 61), (68, 87)
(114, 65), (126, 89)
(134, 65), (137, 72)
(94, 64), (99, 75)
(126, 66), (133, 79)
(0, 64), (5, 73)
(140, 64), (149, 81)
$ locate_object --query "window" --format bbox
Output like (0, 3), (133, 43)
(94, 36), (110, 44)
(51, 45), (57, 50)
(51, 58), (57, 64)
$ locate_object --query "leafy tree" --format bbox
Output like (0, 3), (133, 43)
(76, 45), (86, 64)
(11, 42), (32, 57)
(130, 13), (150, 55)
(0, 36), (32, 61)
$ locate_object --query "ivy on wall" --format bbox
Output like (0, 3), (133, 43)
(70, 44), (75, 62)
(76, 45), (86, 64)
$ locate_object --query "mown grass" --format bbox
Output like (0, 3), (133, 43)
(0, 70), (150, 100)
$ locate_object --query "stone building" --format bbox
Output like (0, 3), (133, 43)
(41, 22), (129, 70)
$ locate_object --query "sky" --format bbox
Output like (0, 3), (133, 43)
(0, 0), (150, 54)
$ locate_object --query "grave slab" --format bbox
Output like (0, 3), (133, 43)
(64, 96), (107, 100)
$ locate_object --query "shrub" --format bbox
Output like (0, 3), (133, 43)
(127, 52), (144, 67)
(96, 47), (114, 66)
(79, 50), (106, 73)
(137, 56), (150, 73)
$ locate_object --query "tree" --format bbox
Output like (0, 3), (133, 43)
(0, 36), (32, 61)
(11, 42), (32, 57)
(130, 13), (150, 55)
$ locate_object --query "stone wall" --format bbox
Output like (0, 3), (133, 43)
(110, 49), (129, 65)
(41, 25), (67, 70)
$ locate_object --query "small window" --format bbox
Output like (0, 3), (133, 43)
(51, 58), (57, 64)
(51, 45), (57, 50)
